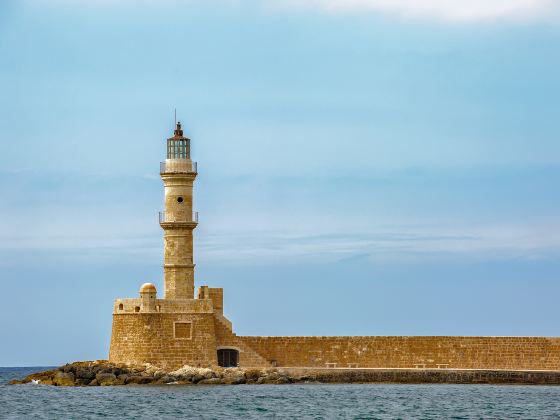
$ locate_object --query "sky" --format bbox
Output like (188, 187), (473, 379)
(0, 0), (559, 366)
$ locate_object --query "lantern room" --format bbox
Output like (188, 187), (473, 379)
(167, 122), (190, 159)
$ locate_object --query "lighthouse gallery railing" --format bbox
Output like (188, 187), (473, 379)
(160, 161), (197, 174)
(159, 211), (199, 223)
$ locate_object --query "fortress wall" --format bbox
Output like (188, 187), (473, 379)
(109, 313), (217, 370)
(239, 336), (560, 370)
(213, 315), (271, 367)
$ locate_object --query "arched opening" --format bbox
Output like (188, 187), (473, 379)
(217, 349), (239, 368)
(118, 303), (124, 311)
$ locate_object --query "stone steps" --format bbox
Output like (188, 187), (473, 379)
(213, 314), (271, 368)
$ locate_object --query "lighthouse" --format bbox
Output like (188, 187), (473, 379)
(159, 122), (198, 300)
(109, 121), (271, 369)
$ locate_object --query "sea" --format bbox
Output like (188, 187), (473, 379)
(2, 367), (560, 419)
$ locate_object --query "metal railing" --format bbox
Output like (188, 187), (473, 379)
(160, 160), (197, 174)
(159, 211), (198, 223)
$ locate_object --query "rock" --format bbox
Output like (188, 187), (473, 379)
(53, 371), (75, 386)
(198, 378), (225, 385)
(88, 379), (99, 386)
(91, 365), (104, 375)
(62, 364), (75, 374)
(75, 368), (96, 380)
(267, 371), (279, 380)
(23, 369), (56, 385)
(169, 366), (214, 381)
(222, 368), (247, 384)
(275, 376), (291, 384)
(74, 378), (91, 386)
(174, 373), (194, 382)
(244, 369), (262, 382)
(96, 373), (121, 386)
(117, 374), (129, 383)
(125, 375), (154, 385)
(232, 377), (246, 384)
(156, 375), (175, 384)
(224, 373), (246, 385)
(260, 371), (279, 383)
(213, 367), (226, 378)
(191, 374), (205, 383)
(143, 364), (163, 377)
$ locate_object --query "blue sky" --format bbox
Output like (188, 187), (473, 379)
(1, 0), (560, 366)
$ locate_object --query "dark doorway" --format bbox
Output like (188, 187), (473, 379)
(217, 349), (239, 367)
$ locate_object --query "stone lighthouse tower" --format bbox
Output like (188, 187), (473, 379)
(159, 122), (198, 299)
(110, 121), (271, 369)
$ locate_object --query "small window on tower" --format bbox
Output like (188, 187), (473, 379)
(177, 197), (184, 203)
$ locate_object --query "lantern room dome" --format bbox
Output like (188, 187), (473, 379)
(140, 283), (157, 293)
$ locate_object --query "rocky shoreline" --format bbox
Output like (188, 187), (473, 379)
(9, 361), (560, 386)
(9, 361), (298, 386)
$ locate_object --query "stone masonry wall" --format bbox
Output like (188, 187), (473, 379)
(163, 227), (195, 299)
(161, 171), (196, 300)
(239, 336), (560, 370)
(109, 313), (217, 370)
(213, 315), (271, 367)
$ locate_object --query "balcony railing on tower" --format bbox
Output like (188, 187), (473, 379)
(160, 160), (197, 174)
(159, 211), (199, 224)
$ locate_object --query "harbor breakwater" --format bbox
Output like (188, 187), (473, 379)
(9, 361), (560, 386)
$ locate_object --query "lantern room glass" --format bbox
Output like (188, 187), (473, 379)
(167, 138), (190, 159)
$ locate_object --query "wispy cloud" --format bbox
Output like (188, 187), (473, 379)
(196, 223), (560, 264)
(31, 0), (560, 23)
(2, 168), (559, 266)
(3, 217), (556, 266)
(265, 0), (560, 23)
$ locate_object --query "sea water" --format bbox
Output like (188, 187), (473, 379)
(2, 367), (560, 419)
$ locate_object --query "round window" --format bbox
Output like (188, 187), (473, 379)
(177, 197), (184, 203)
